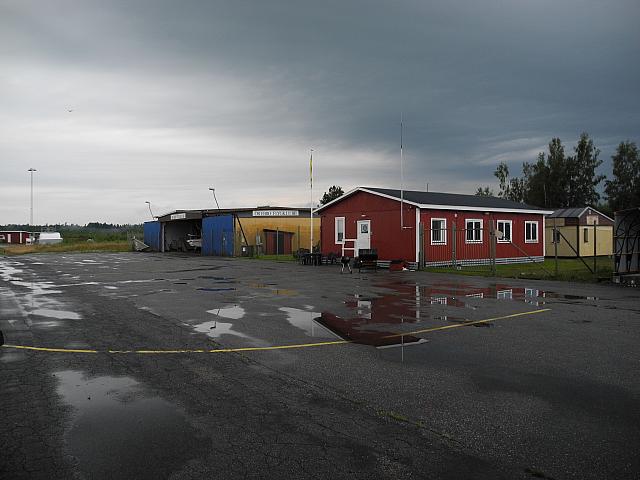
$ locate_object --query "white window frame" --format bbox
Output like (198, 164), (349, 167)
(497, 289), (513, 299)
(430, 218), (447, 245)
(430, 295), (448, 305)
(525, 221), (539, 243)
(496, 220), (512, 243)
(334, 217), (345, 244)
(465, 219), (483, 244)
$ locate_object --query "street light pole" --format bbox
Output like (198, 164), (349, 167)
(209, 187), (220, 211)
(145, 201), (154, 220)
(28, 168), (36, 225)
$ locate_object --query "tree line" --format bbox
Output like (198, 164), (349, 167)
(476, 134), (639, 214)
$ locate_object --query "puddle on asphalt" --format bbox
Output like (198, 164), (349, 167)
(317, 312), (425, 347)
(31, 308), (81, 320)
(194, 305), (247, 339)
(54, 370), (209, 480)
(248, 283), (297, 296)
(317, 280), (598, 348)
(369, 281), (601, 310)
(193, 320), (249, 339)
(206, 305), (245, 319)
(279, 307), (339, 338)
(198, 276), (235, 283)
(9, 280), (63, 296)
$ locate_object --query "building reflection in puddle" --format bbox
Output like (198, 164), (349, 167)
(317, 281), (594, 352)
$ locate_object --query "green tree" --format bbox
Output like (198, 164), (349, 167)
(475, 186), (494, 196)
(566, 132), (604, 206)
(494, 162), (525, 202)
(521, 153), (550, 207)
(544, 137), (568, 208)
(605, 141), (640, 212)
(320, 185), (344, 205)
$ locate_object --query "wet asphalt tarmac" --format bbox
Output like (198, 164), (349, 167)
(1, 252), (639, 479)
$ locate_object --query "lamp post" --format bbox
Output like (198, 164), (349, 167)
(28, 168), (37, 225)
(145, 201), (154, 220)
(209, 187), (220, 210)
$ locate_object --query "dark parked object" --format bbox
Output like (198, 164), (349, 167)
(354, 249), (378, 272)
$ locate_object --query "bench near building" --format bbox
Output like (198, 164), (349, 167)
(317, 187), (552, 267)
(143, 207), (319, 256)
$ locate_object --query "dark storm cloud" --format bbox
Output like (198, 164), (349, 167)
(1, 0), (639, 223)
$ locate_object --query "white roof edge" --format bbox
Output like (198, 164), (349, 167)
(549, 206), (614, 222)
(417, 204), (554, 215)
(316, 186), (552, 215)
(584, 206), (614, 222)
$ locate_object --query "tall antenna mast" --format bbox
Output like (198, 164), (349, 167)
(400, 113), (404, 229)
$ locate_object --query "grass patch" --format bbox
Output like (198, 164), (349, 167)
(423, 257), (613, 283)
(0, 241), (131, 256)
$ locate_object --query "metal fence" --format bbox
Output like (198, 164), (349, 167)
(423, 225), (496, 273)
(422, 222), (611, 278)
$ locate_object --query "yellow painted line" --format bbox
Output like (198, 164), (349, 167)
(2, 344), (99, 354)
(0, 309), (550, 355)
(0, 340), (350, 354)
(384, 308), (551, 338)
(207, 340), (350, 353)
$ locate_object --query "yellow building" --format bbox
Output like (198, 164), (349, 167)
(231, 208), (320, 255)
(151, 207), (319, 256)
(545, 207), (614, 257)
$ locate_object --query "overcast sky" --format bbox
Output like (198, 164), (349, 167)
(1, 0), (639, 225)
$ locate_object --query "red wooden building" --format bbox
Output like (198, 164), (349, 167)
(0, 231), (30, 245)
(317, 187), (553, 266)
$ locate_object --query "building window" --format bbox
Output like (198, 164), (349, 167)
(335, 217), (345, 244)
(583, 227), (589, 243)
(465, 219), (483, 243)
(525, 221), (538, 243)
(430, 295), (448, 305)
(431, 218), (446, 245)
(496, 220), (512, 243)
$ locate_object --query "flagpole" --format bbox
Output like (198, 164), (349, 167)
(400, 113), (404, 229)
(310, 148), (314, 252)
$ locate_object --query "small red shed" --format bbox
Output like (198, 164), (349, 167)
(317, 187), (553, 266)
(0, 231), (31, 245)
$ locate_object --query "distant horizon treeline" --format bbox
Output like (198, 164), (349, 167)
(0, 223), (143, 243)
(0, 222), (143, 230)
(476, 134), (640, 216)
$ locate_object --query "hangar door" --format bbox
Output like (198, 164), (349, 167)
(264, 230), (293, 255)
(143, 221), (161, 251)
(202, 215), (234, 256)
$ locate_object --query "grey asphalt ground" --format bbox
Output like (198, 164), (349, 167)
(1, 252), (639, 479)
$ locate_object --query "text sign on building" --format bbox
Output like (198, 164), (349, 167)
(170, 213), (187, 220)
(252, 210), (299, 217)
